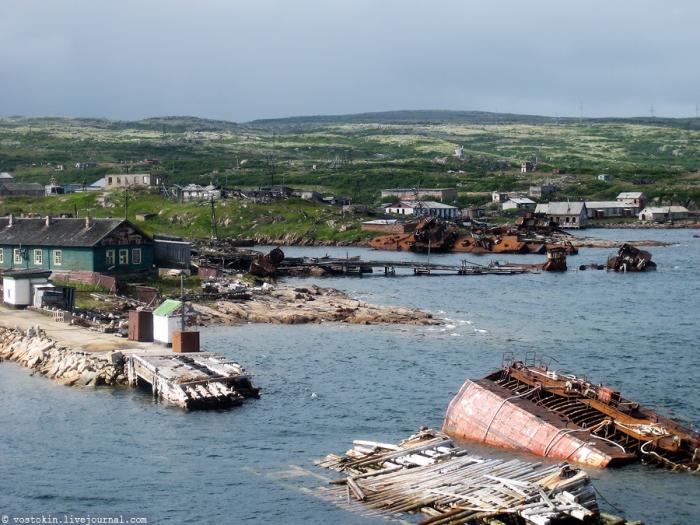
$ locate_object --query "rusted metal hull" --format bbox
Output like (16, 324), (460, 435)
(443, 359), (700, 471)
(442, 378), (632, 467)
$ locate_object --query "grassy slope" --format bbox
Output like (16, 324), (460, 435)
(1, 112), (699, 241)
(0, 189), (375, 242)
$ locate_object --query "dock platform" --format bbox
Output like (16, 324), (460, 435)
(126, 352), (259, 409)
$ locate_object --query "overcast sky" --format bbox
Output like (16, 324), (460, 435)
(1, 1), (698, 121)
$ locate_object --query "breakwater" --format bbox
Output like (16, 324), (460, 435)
(0, 326), (125, 387)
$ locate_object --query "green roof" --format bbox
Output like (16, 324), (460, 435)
(153, 299), (182, 316)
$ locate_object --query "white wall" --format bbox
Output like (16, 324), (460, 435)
(153, 315), (181, 344)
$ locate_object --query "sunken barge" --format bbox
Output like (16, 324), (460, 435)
(443, 354), (700, 471)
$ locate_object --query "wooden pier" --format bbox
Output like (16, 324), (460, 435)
(278, 256), (534, 277)
(126, 352), (259, 409)
(315, 429), (641, 525)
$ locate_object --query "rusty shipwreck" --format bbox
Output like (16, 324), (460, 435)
(369, 216), (578, 256)
(443, 354), (700, 471)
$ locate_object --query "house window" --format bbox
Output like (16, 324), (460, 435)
(132, 248), (142, 265)
(53, 250), (62, 265)
(119, 249), (128, 265)
(108, 177), (113, 185)
(34, 249), (43, 265)
(143, 176), (149, 184)
(106, 249), (115, 266)
(13, 248), (22, 264)
(116, 177), (121, 184)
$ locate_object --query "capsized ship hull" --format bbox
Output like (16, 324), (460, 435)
(443, 357), (700, 471)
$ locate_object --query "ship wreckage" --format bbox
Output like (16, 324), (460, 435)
(315, 429), (641, 525)
(443, 354), (699, 471)
(369, 215), (578, 256)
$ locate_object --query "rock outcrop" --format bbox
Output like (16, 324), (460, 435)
(0, 326), (125, 387)
(196, 284), (439, 326)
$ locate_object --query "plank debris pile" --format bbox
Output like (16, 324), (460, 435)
(316, 429), (640, 525)
(126, 352), (259, 409)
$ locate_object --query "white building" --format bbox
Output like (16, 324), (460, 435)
(502, 198), (536, 211)
(179, 184), (221, 202)
(2, 269), (51, 308)
(638, 206), (689, 223)
(535, 202), (588, 229)
(153, 299), (184, 345)
(491, 191), (510, 203)
(597, 174), (610, 182)
(384, 200), (459, 219)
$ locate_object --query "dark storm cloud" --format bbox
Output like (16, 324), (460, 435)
(0, 0), (697, 120)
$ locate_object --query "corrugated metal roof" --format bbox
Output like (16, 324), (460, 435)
(0, 218), (149, 247)
(393, 200), (458, 209)
(535, 202), (586, 215)
(617, 192), (644, 199)
(640, 206), (688, 214)
(585, 201), (636, 209)
(153, 299), (182, 316)
(0, 182), (44, 191)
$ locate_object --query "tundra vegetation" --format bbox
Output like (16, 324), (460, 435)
(1, 111), (698, 241)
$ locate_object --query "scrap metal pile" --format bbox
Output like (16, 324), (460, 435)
(316, 428), (638, 525)
(369, 215), (578, 255)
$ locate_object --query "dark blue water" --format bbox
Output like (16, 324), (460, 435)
(1, 229), (699, 524)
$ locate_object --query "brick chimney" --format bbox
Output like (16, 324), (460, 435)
(45, 215), (51, 227)
(7, 214), (13, 227)
(85, 215), (92, 229)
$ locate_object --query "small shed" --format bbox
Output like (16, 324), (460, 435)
(2, 269), (51, 307)
(153, 299), (184, 345)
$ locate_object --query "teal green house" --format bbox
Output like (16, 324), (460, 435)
(0, 216), (155, 274)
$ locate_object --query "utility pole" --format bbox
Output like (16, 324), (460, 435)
(210, 196), (218, 240)
(124, 188), (129, 219)
(180, 274), (186, 332)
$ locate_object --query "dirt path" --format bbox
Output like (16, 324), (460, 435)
(0, 305), (159, 353)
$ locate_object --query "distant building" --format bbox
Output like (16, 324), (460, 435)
(0, 172), (14, 180)
(361, 219), (416, 234)
(535, 202), (588, 229)
(491, 191), (510, 203)
(638, 206), (689, 223)
(585, 201), (636, 219)
(528, 184), (556, 198)
(616, 192), (646, 210)
(0, 217), (154, 274)
(293, 189), (322, 202)
(552, 168), (566, 175)
(521, 161), (535, 173)
(144, 159), (161, 165)
(454, 146), (465, 159)
(0, 182), (45, 197)
(385, 200), (459, 219)
(502, 198), (536, 211)
(176, 184), (221, 202)
(380, 188), (457, 202)
(597, 174), (610, 182)
(105, 173), (162, 189)
(463, 207), (486, 220)
(75, 162), (97, 170)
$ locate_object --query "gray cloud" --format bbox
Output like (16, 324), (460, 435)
(0, 0), (698, 120)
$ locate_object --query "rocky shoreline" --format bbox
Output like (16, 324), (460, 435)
(0, 326), (125, 387)
(193, 283), (439, 326)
